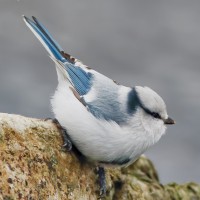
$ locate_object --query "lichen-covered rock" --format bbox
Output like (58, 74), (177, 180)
(0, 113), (199, 200)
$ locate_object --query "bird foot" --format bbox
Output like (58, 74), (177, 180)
(97, 166), (107, 198)
(45, 118), (72, 151)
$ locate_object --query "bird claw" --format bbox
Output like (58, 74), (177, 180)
(99, 186), (106, 198)
(63, 140), (72, 151)
(46, 118), (73, 151)
(97, 167), (107, 198)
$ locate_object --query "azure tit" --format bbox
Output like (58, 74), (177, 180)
(23, 16), (175, 196)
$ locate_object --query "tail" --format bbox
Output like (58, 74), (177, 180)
(23, 16), (70, 63)
(23, 16), (77, 83)
(23, 16), (93, 96)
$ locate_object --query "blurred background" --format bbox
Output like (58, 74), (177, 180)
(0, 0), (199, 184)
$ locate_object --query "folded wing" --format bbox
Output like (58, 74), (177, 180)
(23, 16), (131, 124)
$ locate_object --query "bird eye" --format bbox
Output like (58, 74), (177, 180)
(151, 112), (161, 119)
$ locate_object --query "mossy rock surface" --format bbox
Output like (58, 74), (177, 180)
(0, 113), (199, 200)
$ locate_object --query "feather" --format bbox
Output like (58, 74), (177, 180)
(24, 16), (170, 168)
(24, 16), (94, 95)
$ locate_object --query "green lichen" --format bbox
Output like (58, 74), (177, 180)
(1, 113), (200, 200)
(49, 154), (58, 169)
(3, 196), (14, 200)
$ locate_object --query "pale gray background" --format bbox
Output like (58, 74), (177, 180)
(0, 0), (199, 184)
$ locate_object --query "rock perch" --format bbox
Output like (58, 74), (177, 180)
(0, 113), (199, 200)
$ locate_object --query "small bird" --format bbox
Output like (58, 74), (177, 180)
(23, 16), (175, 196)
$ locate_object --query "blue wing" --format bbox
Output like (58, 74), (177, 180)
(66, 65), (93, 95)
(23, 16), (93, 96)
(24, 16), (132, 124)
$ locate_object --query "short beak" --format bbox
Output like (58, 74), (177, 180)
(164, 117), (175, 125)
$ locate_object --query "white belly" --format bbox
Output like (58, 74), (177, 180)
(51, 83), (165, 165)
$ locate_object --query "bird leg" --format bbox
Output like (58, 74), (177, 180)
(45, 118), (72, 151)
(47, 118), (107, 196)
(97, 166), (107, 197)
(45, 118), (87, 163)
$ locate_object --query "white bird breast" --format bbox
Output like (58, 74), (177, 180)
(51, 81), (166, 166)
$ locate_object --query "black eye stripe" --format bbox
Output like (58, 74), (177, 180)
(131, 89), (162, 119)
(140, 105), (161, 119)
(151, 112), (161, 119)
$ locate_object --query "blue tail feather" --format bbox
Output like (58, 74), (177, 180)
(24, 16), (66, 62)
(24, 16), (93, 96)
(32, 16), (64, 53)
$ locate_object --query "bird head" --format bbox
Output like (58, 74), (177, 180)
(134, 86), (175, 128)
